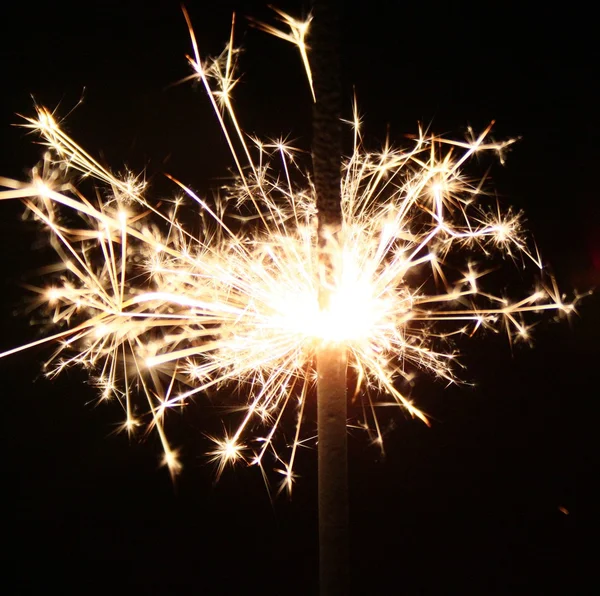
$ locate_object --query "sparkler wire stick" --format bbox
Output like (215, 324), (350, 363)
(311, 1), (349, 594)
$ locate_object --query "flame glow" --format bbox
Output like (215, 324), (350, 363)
(0, 10), (577, 493)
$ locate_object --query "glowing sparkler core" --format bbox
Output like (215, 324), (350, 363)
(0, 10), (578, 491)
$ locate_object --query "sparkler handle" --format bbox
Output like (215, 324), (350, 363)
(317, 345), (349, 596)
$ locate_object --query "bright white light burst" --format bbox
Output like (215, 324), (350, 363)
(0, 10), (578, 494)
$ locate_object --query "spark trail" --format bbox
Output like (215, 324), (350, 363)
(0, 10), (577, 493)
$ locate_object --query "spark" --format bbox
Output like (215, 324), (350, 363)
(249, 7), (315, 101)
(0, 10), (578, 492)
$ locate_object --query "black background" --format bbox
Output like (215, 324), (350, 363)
(1, 1), (597, 594)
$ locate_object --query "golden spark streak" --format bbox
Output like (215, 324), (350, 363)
(0, 10), (578, 491)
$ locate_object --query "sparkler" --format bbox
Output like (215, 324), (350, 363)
(309, 1), (348, 591)
(0, 8), (577, 501)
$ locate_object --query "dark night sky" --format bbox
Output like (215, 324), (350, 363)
(1, 1), (597, 594)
